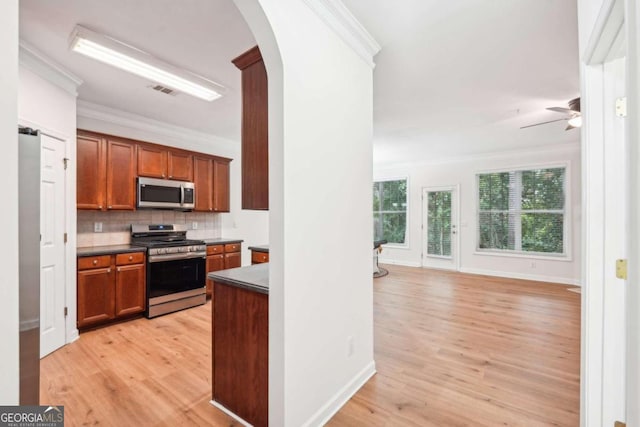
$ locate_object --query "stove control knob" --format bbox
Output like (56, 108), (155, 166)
(157, 248), (166, 255)
(178, 247), (187, 253)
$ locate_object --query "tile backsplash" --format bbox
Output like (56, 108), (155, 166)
(77, 210), (222, 247)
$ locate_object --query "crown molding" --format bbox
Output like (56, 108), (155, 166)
(19, 40), (83, 96)
(374, 141), (581, 171)
(302, 0), (381, 68)
(76, 100), (237, 155)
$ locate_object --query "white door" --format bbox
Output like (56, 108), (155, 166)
(40, 133), (66, 357)
(422, 186), (459, 270)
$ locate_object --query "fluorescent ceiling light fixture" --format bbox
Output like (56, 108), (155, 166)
(568, 116), (582, 128)
(69, 25), (224, 101)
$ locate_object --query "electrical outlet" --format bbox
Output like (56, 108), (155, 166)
(94, 222), (102, 233)
(192, 221), (198, 230)
(347, 336), (354, 358)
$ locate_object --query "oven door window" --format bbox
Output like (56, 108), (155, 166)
(147, 257), (205, 298)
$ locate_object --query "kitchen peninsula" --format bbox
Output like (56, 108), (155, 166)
(208, 263), (269, 427)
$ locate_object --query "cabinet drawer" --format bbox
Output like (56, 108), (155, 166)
(116, 252), (145, 266)
(207, 245), (224, 255)
(78, 255), (111, 270)
(251, 252), (269, 264)
(224, 243), (241, 253)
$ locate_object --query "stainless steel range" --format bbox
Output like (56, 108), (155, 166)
(131, 224), (207, 318)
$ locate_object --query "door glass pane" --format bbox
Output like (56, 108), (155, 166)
(427, 191), (452, 256)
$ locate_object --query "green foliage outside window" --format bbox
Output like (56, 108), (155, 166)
(478, 168), (565, 255)
(373, 180), (407, 244)
(427, 191), (452, 256)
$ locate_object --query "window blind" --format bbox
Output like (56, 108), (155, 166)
(477, 167), (565, 254)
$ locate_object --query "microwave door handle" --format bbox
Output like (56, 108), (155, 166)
(180, 185), (185, 206)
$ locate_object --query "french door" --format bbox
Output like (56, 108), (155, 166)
(422, 186), (459, 270)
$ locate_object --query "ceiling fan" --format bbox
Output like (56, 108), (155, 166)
(520, 97), (582, 130)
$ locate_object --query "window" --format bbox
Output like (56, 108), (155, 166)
(477, 167), (566, 255)
(373, 179), (407, 245)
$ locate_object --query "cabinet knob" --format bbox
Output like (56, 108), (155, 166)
(162, 174), (165, 178)
(107, 268), (111, 273)
(93, 259), (98, 265)
(98, 205), (103, 209)
(117, 267), (121, 272)
(169, 175), (172, 179)
(108, 206), (112, 209)
(129, 256), (133, 261)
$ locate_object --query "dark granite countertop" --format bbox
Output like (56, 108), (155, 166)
(208, 263), (269, 295)
(77, 244), (147, 257)
(248, 244), (269, 253)
(203, 238), (244, 245)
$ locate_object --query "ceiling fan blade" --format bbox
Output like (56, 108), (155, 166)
(546, 107), (574, 114)
(520, 118), (568, 129)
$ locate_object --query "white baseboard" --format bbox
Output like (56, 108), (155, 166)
(378, 258), (421, 267)
(303, 361), (376, 427)
(459, 267), (581, 286)
(67, 328), (79, 344)
(210, 400), (252, 427)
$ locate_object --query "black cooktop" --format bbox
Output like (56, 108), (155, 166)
(131, 239), (206, 248)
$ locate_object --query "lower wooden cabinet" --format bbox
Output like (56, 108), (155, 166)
(206, 243), (242, 297)
(77, 252), (146, 329)
(224, 252), (241, 269)
(251, 251), (269, 264)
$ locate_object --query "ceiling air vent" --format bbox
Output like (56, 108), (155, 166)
(149, 85), (177, 96)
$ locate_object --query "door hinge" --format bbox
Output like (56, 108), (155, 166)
(64, 307), (68, 317)
(616, 259), (627, 280)
(64, 233), (68, 244)
(615, 97), (627, 118)
(63, 157), (69, 170)
(614, 421), (626, 427)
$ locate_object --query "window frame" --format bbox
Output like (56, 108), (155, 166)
(373, 176), (410, 248)
(474, 162), (572, 260)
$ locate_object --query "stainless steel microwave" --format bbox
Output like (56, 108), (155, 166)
(137, 177), (195, 210)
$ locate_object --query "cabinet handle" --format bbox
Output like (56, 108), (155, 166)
(98, 205), (103, 209)
(108, 205), (112, 209)
(93, 259), (98, 265)
(162, 174), (165, 178)
(107, 268), (111, 273)
(117, 268), (121, 272)
(169, 175), (172, 179)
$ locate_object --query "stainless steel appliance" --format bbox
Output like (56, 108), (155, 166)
(137, 177), (195, 210)
(18, 127), (40, 404)
(131, 224), (206, 318)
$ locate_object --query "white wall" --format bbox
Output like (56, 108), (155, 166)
(0, 0), (20, 405)
(235, 1), (376, 425)
(376, 143), (582, 285)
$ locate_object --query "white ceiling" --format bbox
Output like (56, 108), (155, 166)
(20, 1), (580, 166)
(19, 0), (256, 141)
(342, 0), (581, 166)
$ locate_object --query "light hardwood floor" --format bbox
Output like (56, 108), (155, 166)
(41, 265), (580, 426)
(328, 265), (580, 427)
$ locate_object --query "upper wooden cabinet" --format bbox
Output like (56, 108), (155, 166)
(194, 156), (213, 211)
(137, 145), (167, 179)
(233, 46), (269, 210)
(194, 156), (230, 212)
(77, 130), (231, 211)
(213, 159), (230, 212)
(137, 146), (193, 181)
(77, 133), (106, 210)
(77, 131), (136, 211)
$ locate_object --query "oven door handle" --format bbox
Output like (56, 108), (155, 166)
(148, 252), (206, 263)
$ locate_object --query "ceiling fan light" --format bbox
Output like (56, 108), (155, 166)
(568, 116), (583, 128)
